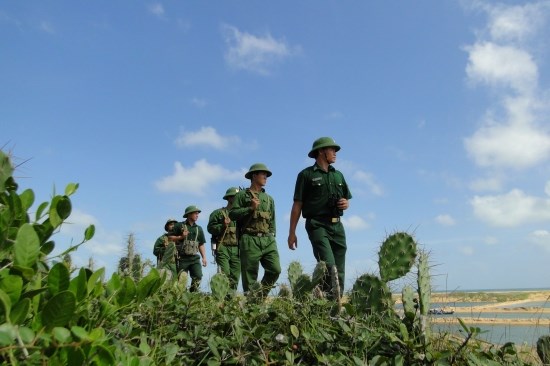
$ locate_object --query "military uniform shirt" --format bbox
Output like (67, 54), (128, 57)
(293, 163), (352, 219)
(207, 208), (238, 246)
(230, 188), (276, 236)
(173, 221), (206, 248)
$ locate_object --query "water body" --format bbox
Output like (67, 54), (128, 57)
(430, 289), (550, 346)
(433, 323), (550, 346)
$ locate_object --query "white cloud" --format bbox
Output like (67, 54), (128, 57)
(465, 42), (537, 94)
(40, 21), (55, 34)
(353, 170), (384, 196)
(484, 236), (498, 245)
(175, 126), (241, 150)
(469, 176), (503, 192)
(464, 118), (550, 169)
(435, 214), (456, 226)
(155, 159), (244, 195)
(190, 98), (207, 108)
(221, 24), (298, 75)
(471, 188), (550, 227)
(459, 246), (474, 255)
(342, 215), (369, 230)
(530, 229), (550, 252)
(486, 3), (547, 42)
(148, 3), (165, 18)
(463, 3), (550, 172)
(545, 181), (550, 196)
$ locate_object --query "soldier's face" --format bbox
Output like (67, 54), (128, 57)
(188, 212), (200, 222)
(253, 171), (268, 186)
(322, 147), (337, 163)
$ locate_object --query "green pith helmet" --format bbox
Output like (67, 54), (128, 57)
(308, 136), (341, 158)
(245, 163), (272, 179)
(164, 218), (177, 231)
(183, 205), (201, 218)
(223, 187), (239, 200)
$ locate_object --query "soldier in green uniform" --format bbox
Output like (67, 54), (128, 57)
(173, 206), (208, 292)
(153, 218), (179, 277)
(230, 163), (281, 298)
(207, 187), (241, 292)
(288, 137), (352, 299)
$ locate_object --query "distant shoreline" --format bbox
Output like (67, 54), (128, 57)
(427, 290), (550, 326)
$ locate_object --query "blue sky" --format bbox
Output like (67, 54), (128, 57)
(2, 1), (550, 293)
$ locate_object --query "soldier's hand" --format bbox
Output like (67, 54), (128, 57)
(287, 233), (298, 250)
(337, 198), (349, 210)
(251, 197), (260, 211)
(202, 257), (207, 267)
(224, 217), (231, 226)
(182, 228), (189, 237)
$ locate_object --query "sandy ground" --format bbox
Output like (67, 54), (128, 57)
(427, 290), (550, 325)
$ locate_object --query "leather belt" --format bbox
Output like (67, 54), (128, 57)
(311, 217), (340, 224)
(244, 232), (274, 237)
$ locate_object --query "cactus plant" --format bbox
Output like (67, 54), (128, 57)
(378, 232), (417, 282)
(287, 261), (303, 289)
(350, 274), (394, 315)
(401, 285), (416, 322)
(210, 272), (230, 301)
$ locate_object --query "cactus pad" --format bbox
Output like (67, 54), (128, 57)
(378, 232), (417, 282)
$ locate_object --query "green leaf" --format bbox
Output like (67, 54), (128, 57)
(89, 327), (105, 341)
(0, 289), (12, 320)
(41, 240), (55, 255)
(18, 326), (34, 343)
(53, 327), (72, 343)
(136, 269), (161, 302)
(84, 224), (95, 240)
(14, 223), (40, 269)
(10, 298), (30, 325)
(87, 268), (105, 296)
(49, 195), (72, 228)
(0, 273), (23, 304)
(19, 189), (35, 211)
(64, 183), (79, 196)
(69, 268), (88, 302)
(0, 323), (16, 346)
(92, 344), (115, 366)
(208, 336), (220, 358)
(116, 276), (136, 306)
(48, 263), (71, 295)
(290, 324), (299, 338)
(71, 326), (89, 340)
(35, 201), (49, 221)
(164, 343), (179, 364)
(41, 290), (76, 328)
(65, 347), (85, 366)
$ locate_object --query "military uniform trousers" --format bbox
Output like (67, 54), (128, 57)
(239, 234), (281, 293)
(215, 245), (241, 291)
(177, 254), (203, 292)
(305, 218), (347, 296)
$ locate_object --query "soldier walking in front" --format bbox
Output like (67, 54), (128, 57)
(288, 137), (352, 300)
(230, 163), (281, 298)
